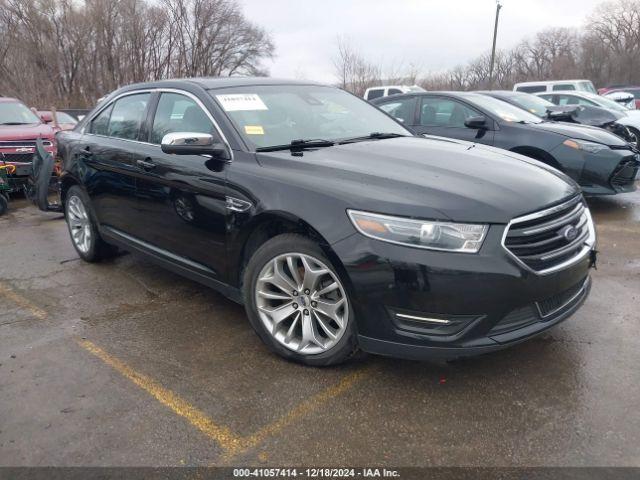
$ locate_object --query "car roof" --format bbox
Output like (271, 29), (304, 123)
(119, 77), (324, 92)
(515, 79), (591, 85)
(0, 97), (21, 103)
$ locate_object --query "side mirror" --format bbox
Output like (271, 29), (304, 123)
(161, 132), (229, 159)
(464, 115), (487, 129)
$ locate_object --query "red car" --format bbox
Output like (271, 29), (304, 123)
(0, 97), (57, 191)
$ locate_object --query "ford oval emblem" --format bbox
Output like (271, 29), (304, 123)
(561, 225), (579, 242)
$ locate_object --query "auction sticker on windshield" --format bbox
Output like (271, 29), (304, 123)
(216, 94), (268, 111)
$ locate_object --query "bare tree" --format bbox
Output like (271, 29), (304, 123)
(0, 0), (275, 107)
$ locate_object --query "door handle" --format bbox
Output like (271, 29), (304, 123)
(80, 146), (93, 157)
(136, 158), (156, 171)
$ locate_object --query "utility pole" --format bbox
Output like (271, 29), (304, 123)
(488, 0), (502, 90)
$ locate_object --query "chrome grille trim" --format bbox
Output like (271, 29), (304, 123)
(501, 195), (596, 275)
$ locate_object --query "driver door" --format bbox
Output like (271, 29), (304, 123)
(413, 96), (494, 145)
(133, 91), (229, 280)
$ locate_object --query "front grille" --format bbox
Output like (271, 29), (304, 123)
(536, 277), (589, 318)
(1, 153), (35, 163)
(490, 277), (590, 335)
(503, 196), (595, 274)
(610, 158), (639, 187)
(0, 139), (52, 148)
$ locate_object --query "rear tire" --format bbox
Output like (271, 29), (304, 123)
(243, 234), (359, 366)
(65, 185), (117, 262)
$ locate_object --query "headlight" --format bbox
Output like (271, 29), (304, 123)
(563, 139), (609, 154)
(347, 210), (488, 253)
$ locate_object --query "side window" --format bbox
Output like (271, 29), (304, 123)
(557, 95), (594, 106)
(387, 88), (403, 96)
(367, 89), (384, 100)
(420, 97), (480, 127)
(552, 84), (576, 91)
(538, 94), (555, 103)
(107, 93), (150, 140)
(379, 97), (417, 124)
(151, 93), (215, 144)
(517, 85), (546, 93)
(89, 104), (113, 135)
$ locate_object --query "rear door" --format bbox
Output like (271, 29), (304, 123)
(81, 92), (151, 234)
(132, 90), (229, 279)
(413, 96), (495, 144)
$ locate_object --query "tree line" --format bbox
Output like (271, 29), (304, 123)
(0, 0), (274, 108)
(334, 0), (640, 96)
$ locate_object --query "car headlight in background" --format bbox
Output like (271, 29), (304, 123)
(348, 210), (488, 253)
(563, 139), (610, 154)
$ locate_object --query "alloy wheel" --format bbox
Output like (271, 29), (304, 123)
(67, 195), (92, 254)
(255, 252), (349, 355)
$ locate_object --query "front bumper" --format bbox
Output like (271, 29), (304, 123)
(551, 143), (639, 195)
(332, 226), (593, 361)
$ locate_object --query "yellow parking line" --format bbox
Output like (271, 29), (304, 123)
(77, 339), (244, 455)
(237, 369), (368, 453)
(77, 338), (369, 460)
(0, 283), (47, 320)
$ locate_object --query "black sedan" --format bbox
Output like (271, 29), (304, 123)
(372, 91), (639, 196)
(54, 78), (595, 365)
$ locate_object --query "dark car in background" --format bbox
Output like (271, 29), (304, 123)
(372, 91), (639, 196)
(0, 97), (56, 191)
(54, 78), (597, 366)
(478, 90), (636, 145)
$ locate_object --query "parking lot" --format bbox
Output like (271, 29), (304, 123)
(1, 188), (639, 467)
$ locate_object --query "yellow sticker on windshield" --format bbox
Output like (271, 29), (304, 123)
(245, 125), (264, 135)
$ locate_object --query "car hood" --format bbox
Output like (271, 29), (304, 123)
(259, 136), (579, 224)
(530, 121), (628, 146)
(0, 123), (56, 141)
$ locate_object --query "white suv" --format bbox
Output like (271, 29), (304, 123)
(513, 80), (597, 95)
(364, 85), (425, 101)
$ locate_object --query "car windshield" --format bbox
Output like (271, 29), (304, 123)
(209, 85), (410, 149)
(502, 93), (555, 118)
(583, 92), (628, 112)
(467, 94), (543, 123)
(0, 101), (41, 125)
(579, 81), (597, 94)
(56, 112), (77, 124)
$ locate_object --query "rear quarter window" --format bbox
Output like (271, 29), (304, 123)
(552, 84), (576, 91)
(517, 85), (547, 93)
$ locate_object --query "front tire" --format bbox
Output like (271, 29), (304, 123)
(627, 126), (640, 149)
(243, 234), (359, 366)
(65, 185), (117, 262)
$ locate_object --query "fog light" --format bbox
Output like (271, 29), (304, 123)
(388, 307), (482, 336)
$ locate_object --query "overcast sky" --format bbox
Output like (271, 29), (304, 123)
(240, 0), (604, 83)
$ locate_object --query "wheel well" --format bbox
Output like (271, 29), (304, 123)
(237, 214), (342, 287)
(60, 176), (79, 206)
(510, 146), (563, 171)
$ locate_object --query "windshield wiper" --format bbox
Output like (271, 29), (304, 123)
(338, 132), (407, 144)
(255, 138), (335, 152)
(0, 122), (30, 125)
